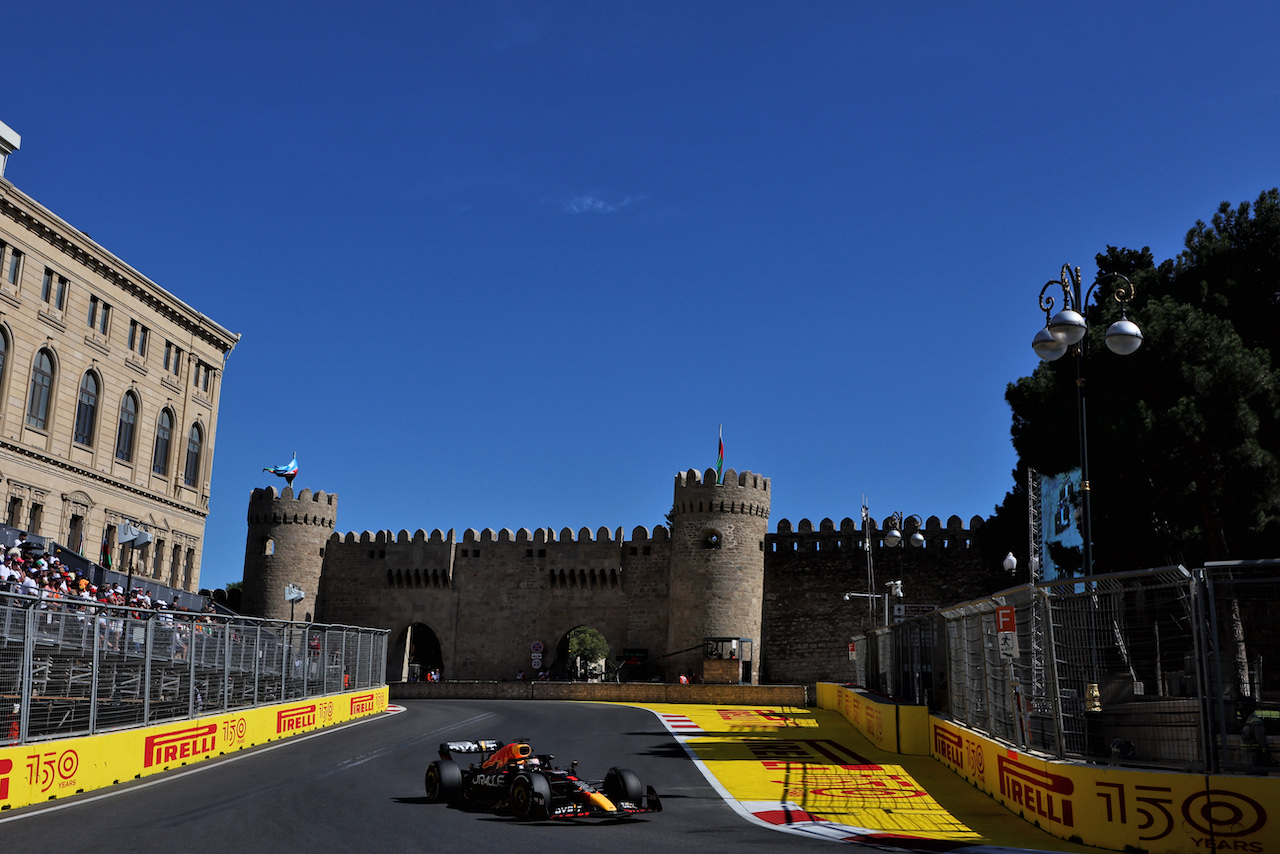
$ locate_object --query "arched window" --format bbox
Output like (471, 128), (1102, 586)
(0, 330), (7, 390)
(152, 409), (173, 475)
(73, 372), (99, 446)
(26, 349), (55, 430)
(115, 392), (138, 462)
(183, 423), (203, 487)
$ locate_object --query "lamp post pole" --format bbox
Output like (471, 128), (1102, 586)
(1031, 264), (1142, 576)
(861, 499), (875, 630)
(857, 504), (923, 629)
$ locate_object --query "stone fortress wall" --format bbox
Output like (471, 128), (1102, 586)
(764, 514), (995, 686)
(243, 468), (1002, 685)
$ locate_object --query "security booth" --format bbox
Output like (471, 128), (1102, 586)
(702, 637), (754, 685)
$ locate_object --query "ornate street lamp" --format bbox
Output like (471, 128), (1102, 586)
(883, 513), (926, 550)
(1031, 264), (1142, 576)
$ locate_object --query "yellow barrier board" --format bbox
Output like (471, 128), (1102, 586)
(818, 682), (930, 755)
(0, 687), (388, 812)
(817, 683), (1280, 854)
(929, 717), (1280, 854)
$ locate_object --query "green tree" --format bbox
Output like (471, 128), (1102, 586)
(995, 192), (1280, 572)
(568, 626), (609, 680)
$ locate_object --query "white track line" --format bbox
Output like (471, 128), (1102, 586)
(0, 709), (491, 824)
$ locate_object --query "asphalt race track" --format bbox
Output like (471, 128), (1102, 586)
(0, 700), (849, 853)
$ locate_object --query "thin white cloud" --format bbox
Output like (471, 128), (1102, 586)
(562, 194), (639, 214)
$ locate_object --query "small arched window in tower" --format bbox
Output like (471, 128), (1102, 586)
(263, 537), (274, 556)
(701, 528), (722, 549)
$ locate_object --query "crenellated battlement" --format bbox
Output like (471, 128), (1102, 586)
(248, 486), (337, 506)
(247, 486), (337, 528)
(672, 468), (771, 518)
(332, 525), (645, 546)
(629, 525), (670, 543)
(770, 514), (984, 551)
(675, 467), (770, 492)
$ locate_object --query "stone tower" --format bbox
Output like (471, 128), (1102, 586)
(240, 486), (337, 621)
(666, 468), (771, 683)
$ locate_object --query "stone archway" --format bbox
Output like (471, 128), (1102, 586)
(551, 625), (612, 682)
(389, 622), (443, 682)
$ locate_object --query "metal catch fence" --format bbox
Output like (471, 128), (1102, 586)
(0, 591), (387, 744)
(854, 560), (1280, 774)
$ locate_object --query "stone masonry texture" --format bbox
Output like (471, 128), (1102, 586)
(242, 468), (1009, 686)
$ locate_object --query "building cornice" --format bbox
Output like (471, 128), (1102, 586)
(0, 178), (240, 357)
(0, 439), (208, 521)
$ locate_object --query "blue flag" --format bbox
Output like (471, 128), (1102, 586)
(264, 452), (299, 486)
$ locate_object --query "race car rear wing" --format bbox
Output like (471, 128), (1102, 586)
(439, 739), (501, 760)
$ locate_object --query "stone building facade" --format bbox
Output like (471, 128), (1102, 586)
(243, 468), (1005, 686)
(0, 141), (238, 591)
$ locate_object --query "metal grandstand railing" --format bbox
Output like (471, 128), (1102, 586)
(853, 560), (1280, 774)
(0, 591), (388, 744)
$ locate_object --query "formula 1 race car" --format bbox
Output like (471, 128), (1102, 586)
(424, 738), (662, 821)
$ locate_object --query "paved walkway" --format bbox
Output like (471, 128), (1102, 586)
(635, 702), (1106, 852)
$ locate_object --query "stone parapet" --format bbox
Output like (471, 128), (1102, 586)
(390, 680), (807, 706)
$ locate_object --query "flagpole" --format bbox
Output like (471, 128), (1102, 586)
(716, 425), (724, 484)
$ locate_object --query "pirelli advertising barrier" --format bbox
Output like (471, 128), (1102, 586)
(816, 682), (930, 755)
(0, 687), (388, 812)
(818, 684), (1279, 853)
(930, 718), (1278, 854)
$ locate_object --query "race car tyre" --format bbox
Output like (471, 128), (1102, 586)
(511, 772), (551, 820)
(425, 759), (462, 804)
(604, 767), (643, 806)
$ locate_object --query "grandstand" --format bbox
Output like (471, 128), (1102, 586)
(1, 587), (386, 744)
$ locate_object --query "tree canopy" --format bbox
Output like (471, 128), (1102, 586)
(567, 626), (610, 679)
(992, 190), (1280, 573)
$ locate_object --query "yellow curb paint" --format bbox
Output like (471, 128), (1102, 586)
(624, 702), (1104, 851)
(639, 703), (980, 842)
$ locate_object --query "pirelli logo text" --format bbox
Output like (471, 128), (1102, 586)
(934, 726), (964, 770)
(277, 704), (317, 734)
(998, 755), (1074, 827)
(863, 704), (883, 740)
(350, 693), (378, 715)
(143, 724), (218, 768)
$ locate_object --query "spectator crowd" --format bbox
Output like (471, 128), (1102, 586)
(0, 545), (220, 657)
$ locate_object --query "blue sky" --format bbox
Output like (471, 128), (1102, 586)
(4, 3), (1277, 591)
